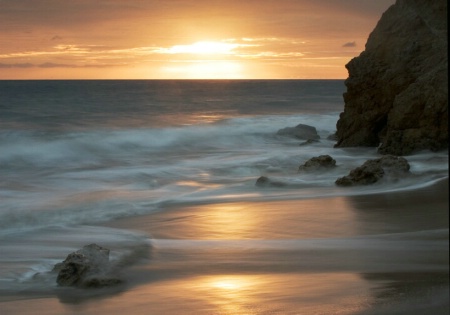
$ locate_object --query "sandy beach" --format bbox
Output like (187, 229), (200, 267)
(1, 178), (448, 315)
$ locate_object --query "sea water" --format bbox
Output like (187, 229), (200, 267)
(0, 80), (448, 309)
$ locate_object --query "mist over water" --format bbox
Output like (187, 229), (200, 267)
(0, 80), (448, 313)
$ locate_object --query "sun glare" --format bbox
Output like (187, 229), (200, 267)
(165, 41), (239, 55)
(156, 40), (248, 78)
(213, 280), (241, 290)
(162, 60), (244, 79)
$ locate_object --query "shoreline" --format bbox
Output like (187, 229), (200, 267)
(1, 178), (448, 314)
(103, 177), (449, 239)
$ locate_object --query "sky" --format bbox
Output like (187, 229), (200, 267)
(0, 0), (396, 80)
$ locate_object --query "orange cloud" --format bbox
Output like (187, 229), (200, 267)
(0, 0), (396, 79)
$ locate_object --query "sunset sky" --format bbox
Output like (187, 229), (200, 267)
(0, 0), (395, 80)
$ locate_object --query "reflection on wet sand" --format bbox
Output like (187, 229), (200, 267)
(189, 273), (374, 315)
(55, 272), (375, 315)
(1, 269), (447, 315)
(92, 180), (449, 314)
(3, 180), (447, 314)
(110, 197), (360, 240)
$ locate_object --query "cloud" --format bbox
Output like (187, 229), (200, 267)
(342, 41), (357, 47)
(0, 63), (34, 68)
(0, 62), (114, 68)
(0, 0), (396, 38)
(38, 62), (78, 68)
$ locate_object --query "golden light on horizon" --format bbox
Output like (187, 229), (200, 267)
(162, 41), (241, 55)
(156, 40), (250, 79)
(0, 0), (396, 79)
(161, 60), (245, 79)
(0, 36), (364, 79)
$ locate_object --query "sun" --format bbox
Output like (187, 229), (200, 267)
(158, 40), (246, 79)
(155, 40), (250, 79)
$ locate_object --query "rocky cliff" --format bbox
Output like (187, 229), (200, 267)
(335, 0), (448, 155)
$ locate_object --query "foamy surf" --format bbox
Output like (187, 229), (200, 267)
(0, 225), (151, 297)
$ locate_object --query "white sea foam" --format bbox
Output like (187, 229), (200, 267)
(0, 112), (447, 234)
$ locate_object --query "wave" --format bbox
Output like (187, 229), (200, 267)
(0, 113), (448, 234)
(0, 113), (339, 166)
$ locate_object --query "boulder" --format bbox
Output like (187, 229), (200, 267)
(54, 244), (123, 288)
(299, 155), (337, 172)
(255, 176), (286, 187)
(299, 139), (320, 146)
(334, 0), (448, 155)
(335, 155), (410, 186)
(277, 124), (320, 140)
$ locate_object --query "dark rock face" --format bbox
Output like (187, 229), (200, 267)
(277, 124), (320, 140)
(335, 0), (448, 155)
(299, 155), (336, 172)
(54, 244), (123, 288)
(335, 155), (410, 186)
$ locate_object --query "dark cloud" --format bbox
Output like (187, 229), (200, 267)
(315, 0), (395, 17)
(0, 63), (34, 68)
(38, 62), (114, 68)
(0, 0), (396, 33)
(342, 41), (356, 47)
(38, 62), (77, 68)
(0, 62), (114, 68)
(0, 0), (150, 31)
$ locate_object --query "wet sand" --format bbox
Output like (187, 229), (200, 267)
(104, 179), (449, 240)
(1, 179), (448, 314)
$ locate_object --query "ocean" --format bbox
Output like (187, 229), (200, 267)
(0, 80), (448, 314)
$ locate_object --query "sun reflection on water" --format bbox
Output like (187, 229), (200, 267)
(182, 273), (373, 315)
(209, 275), (257, 294)
(176, 198), (359, 240)
(201, 275), (262, 314)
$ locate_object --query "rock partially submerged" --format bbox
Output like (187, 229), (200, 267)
(54, 244), (123, 288)
(299, 139), (320, 146)
(256, 155), (412, 188)
(255, 176), (287, 188)
(299, 155), (336, 172)
(277, 124), (320, 141)
(335, 155), (410, 186)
